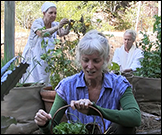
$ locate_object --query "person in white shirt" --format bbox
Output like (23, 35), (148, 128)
(112, 29), (144, 73)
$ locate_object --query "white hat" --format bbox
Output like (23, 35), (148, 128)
(41, 2), (56, 13)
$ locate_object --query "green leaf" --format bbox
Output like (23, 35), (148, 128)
(1, 116), (17, 134)
(53, 122), (87, 134)
(108, 62), (120, 73)
(53, 39), (61, 45)
(43, 32), (51, 37)
(37, 26), (46, 31)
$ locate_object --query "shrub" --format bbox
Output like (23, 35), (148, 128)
(134, 15), (161, 78)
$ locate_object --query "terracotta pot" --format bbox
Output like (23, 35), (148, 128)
(40, 86), (56, 113)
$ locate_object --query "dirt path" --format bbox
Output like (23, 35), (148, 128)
(1, 30), (145, 60)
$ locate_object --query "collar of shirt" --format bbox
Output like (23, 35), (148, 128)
(75, 71), (112, 90)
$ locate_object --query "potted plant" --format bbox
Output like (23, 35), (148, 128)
(39, 37), (79, 113)
(1, 55), (29, 134)
(39, 16), (92, 113)
(1, 55), (45, 134)
(39, 34), (79, 123)
(131, 15), (161, 116)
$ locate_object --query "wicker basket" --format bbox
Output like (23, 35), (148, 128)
(50, 104), (106, 134)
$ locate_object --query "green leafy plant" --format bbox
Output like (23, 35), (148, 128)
(40, 35), (79, 89)
(52, 112), (101, 134)
(53, 122), (87, 134)
(1, 116), (17, 134)
(1, 55), (29, 134)
(16, 55), (42, 87)
(71, 15), (93, 36)
(51, 105), (103, 134)
(108, 62), (120, 75)
(134, 15), (161, 78)
(53, 121), (102, 134)
(40, 16), (93, 89)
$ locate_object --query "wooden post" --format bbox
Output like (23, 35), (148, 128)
(4, 1), (15, 60)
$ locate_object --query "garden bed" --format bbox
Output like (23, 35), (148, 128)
(1, 31), (161, 134)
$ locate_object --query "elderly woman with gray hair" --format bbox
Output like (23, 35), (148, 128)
(20, 2), (71, 84)
(34, 29), (141, 134)
(112, 29), (144, 73)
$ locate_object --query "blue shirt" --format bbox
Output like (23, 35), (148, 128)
(55, 70), (131, 132)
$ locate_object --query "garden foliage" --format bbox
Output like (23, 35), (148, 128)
(40, 16), (93, 89)
(134, 15), (161, 78)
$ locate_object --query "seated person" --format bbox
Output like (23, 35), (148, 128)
(112, 29), (144, 73)
(34, 29), (141, 134)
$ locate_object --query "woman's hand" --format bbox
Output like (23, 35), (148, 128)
(70, 99), (93, 114)
(57, 18), (71, 36)
(34, 109), (52, 126)
(58, 18), (70, 29)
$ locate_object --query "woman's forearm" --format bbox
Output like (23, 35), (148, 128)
(39, 94), (67, 134)
(42, 26), (59, 37)
(88, 87), (141, 127)
(36, 25), (59, 37)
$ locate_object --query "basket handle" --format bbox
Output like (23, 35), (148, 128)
(50, 104), (106, 134)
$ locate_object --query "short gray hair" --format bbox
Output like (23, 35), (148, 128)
(124, 29), (137, 42)
(76, 29), (110, 73)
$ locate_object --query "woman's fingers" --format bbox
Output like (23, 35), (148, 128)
(59, 18), (70, 28)
(70, 99), (93, 110)
(34, 109), (52, 126)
